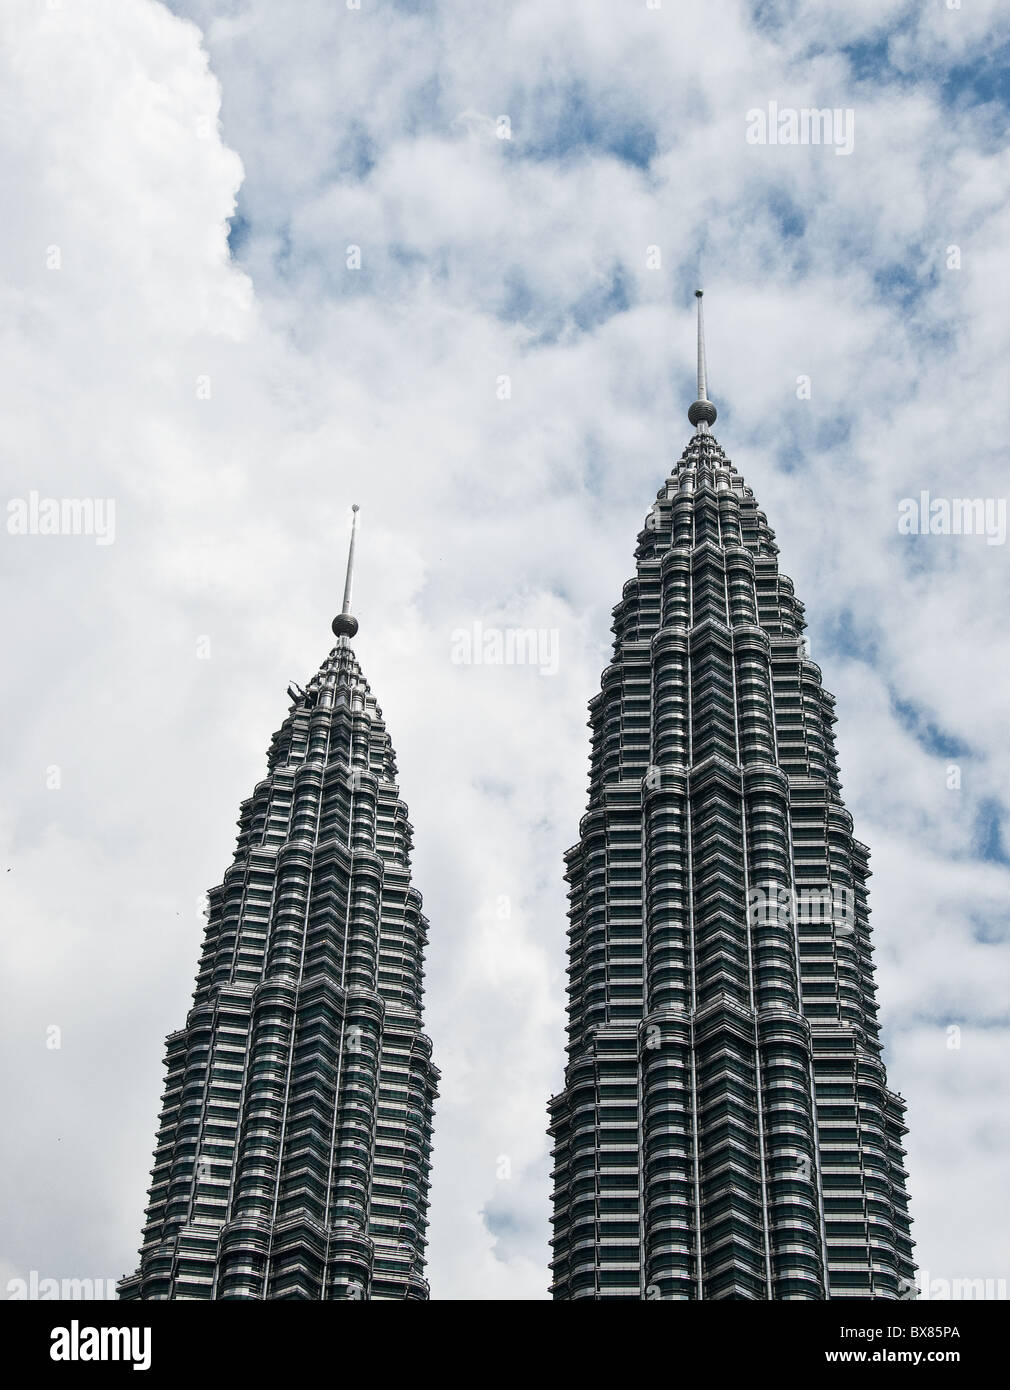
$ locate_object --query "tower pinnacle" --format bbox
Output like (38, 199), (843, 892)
(331, 504), (360, 640)
(687, 289), (718, 432)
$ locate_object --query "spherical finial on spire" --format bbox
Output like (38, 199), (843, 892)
(688, 398), (718, 427)
(331, 612), (359, 639)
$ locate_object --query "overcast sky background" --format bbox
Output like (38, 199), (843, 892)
(1, 0), (1008, 1301)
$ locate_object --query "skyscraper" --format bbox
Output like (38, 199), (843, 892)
(548, 295), (915, 1300)
(120, 508), (439, 1300)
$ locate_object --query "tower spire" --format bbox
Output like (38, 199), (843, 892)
(331, 504), (360, 640)
(687, 289), (718, 432)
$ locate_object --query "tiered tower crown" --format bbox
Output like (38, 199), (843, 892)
(548, 295), (914, 1301)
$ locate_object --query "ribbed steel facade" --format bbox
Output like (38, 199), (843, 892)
(120, 640), (438, 1300)
(548, 428), (915, 1300)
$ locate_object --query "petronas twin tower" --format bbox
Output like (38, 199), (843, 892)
(119, 509), (438, 1300)
(548, 296), (914, 1301)
(121, 297), (914, 1301)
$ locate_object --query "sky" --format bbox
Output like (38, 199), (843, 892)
(1, 0), (1008, 1301)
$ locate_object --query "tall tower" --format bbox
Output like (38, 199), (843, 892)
(120, 508), (439, 1300)
(548, 296), (914, 1300)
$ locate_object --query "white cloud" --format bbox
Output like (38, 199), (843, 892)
(1, 0), (1007, 1300)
